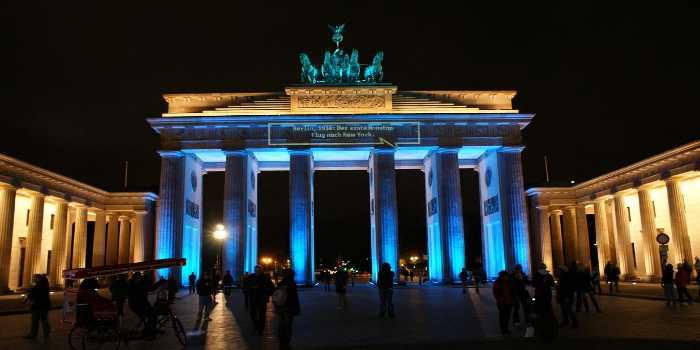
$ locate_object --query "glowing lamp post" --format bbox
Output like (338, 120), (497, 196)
(214, 224), (227, 276)
(261, 257), (273, 268)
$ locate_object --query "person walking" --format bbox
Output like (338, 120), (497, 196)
(273, 269), (300, 350)
(109, 274), (129, 318)
(591, 267), (602, 295)
(188, 272), (197, 295)
(556, 265), (578, 328)
(23, 274), (51, 340)
(604, 261), (620, 294)
(248, 265), (275, 335)
(472, 257), (484, 295)
(510, 264), (531, 327)
(335, 268), (349, 309)
(492, 270), (514, 336)
(459, 268), (469, 294)
(323, 270), (332, 292)
(196, 273), (214, 321)
(378, 263), (395, 318)
(675, 263), (693, 305)
(222, 270), (234, 298)
(576, 263), (601, 313)
(662, 263), (676, 306)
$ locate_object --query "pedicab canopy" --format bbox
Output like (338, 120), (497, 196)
(62, 258), (186, 280)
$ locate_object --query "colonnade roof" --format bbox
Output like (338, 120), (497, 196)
(160, 90), (520, 116)
(526, 140), (700, 204)
(0, 153), (157, 209)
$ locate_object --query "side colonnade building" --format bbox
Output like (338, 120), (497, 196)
(0, 153), (157, 292)
(527, 140), (700, 281)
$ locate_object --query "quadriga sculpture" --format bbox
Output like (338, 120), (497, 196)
(299, 53), (319, 84)
(363, 52), (384, 83)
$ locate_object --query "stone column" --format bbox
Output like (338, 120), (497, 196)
(665, 178), (693, 265)
(71, 205), (88, 269)
(22, 193), (45, 289)
(223, 150), (254, 284)
(118, 216), (131, 264)
(637, 187), (661, 278)
(613, 193), (636, 278)
(593, 199), (612, 276)
(105, 213), (119, 265)
(550, 210), (565, 269)
(562, 207), (578, 265)
(289, 149), (314, 285)
(575, 205), (591, 267)
(605, 200), (618, 263)
(91, 210), (106, 267)
(497, 148), (531, 272)
(424, 148), (466, 283)
(130, 212), (146, 263)
(536, 207), (553, 272)
(48, 199), (68, 287)
(369, 149), (399, 283)
(0, 184), (16, 292)
(155, 151), (185, 281)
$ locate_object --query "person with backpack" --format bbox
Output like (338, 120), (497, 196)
(273, 269), (300, 350)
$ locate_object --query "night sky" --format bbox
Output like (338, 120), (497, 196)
(6, 2), (700, 270)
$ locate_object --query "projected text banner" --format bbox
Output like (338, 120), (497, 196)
(268, 122), (421, 146)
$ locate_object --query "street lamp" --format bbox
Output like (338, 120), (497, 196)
(214, 224), (227, 277)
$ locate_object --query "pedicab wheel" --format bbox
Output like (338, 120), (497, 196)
(172, 317), (187, 346)
(82, 324), (121, 350)
(69, 326), (86, 350)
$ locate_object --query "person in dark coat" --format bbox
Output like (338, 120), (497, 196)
(675, 263), (693, 305)
(248, 265), (275, 335)
(128, 272), (164, 335)
(222, 270), (234, 297)
(492, 270), (514, 336)
(556, 265), (578, 328)
(531, 263), (558, 340)
(661, 263), (676, 306)
(196, 273), (214, 320)
(509, 264), (531, 326)
(188, 272), (196, 295)
(378, 262), (395, 318)
(335, 268), (349, 309)
(109, 274), (129, 318)
(459, 268), (469, 294)
(274, 269), (300, 350)
(575, 263), (601, 312)
(604, 261), (620, 294)
(24, 274), (51, 339)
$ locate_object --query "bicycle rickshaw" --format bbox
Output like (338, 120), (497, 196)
(62, 258), (187, 349)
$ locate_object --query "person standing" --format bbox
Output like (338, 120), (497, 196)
(222, 270), (234, 298)
(459, 268), (469, 294)
(492, 270), (514, 336)
(110, 275), (129, 318)
(274, 269), (300, 350)
(675, 263), (693, 305)
(662, 263), (676, 306)
(556, 265), (578, 328)
(531, 263), (558, 340)
(323, 270), (332, 292)
(591, 267), (602, 295)
(335, 268), (349, 309)
(510, 264), (531, 327)
(378, 263), (395, 318)
(24, 275), (51, 340)
(196, 273), (214, 321)
(188, 272), (197, 295)
(248, 265), (275, 335)
(694, 257), (700, 301)
(472, 258), (484, 295)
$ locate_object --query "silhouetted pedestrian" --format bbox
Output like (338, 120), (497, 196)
(273, 269), (300, 350)
(531, 263), (558, 340)
(556, 265), (578, 328)
(675, 263), (693, 305)
(591, 267), (602, 294)
(222, 270), (234, 297)
(335, 268), (349, 309)
(459, 268), (469, 294)
(248, 265), (275, 335)
(575, 263), (601, 312)
(493, 270), (514, 336)
(188, 272), (196, 295)
(109, 274), (128, 318)
(604, 261), (619, 294)
(196, 273), (214, 321)
(24, 275), (50, 339)
(378, 263), (395, 318)
(662, 263), (676, 306)
(510, 264), (531, 326)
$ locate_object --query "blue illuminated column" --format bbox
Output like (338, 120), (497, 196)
(223, 150), (259, 285)
(289, 149), (314, 285)
(369, 148), (399, 283)
(423, 148), (466, 283)
(156, 151), (185, 282)
(155, 151), (203, 285)
(496, 147), (531, 274)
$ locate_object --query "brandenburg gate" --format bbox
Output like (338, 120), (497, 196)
(148, 27), (534, 285)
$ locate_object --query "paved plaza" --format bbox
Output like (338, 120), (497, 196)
(0, 284), (699, 350)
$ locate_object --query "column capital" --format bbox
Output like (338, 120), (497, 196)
(0, 182), (16, 190)
(612, 188), (637, 198)
(158, 150), (184, 158)
(498, 146), (526, 153)
(371, 147), (396, 154)
(118, 214), (131, 221)
(223, 149), (249, 156)
(436, 147), (460, 154)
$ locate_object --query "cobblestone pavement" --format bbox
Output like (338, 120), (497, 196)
(0, 284), (698, 350)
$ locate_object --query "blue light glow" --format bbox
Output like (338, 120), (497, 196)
(483, 220), (506, 278)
